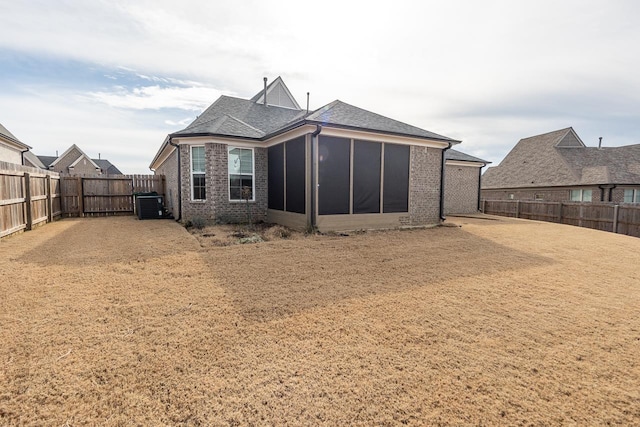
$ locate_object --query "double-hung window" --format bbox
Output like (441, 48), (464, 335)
(624, 189), (640, 203)
(191, 146), (206, 200)
(570, 189), (592, 202)
(228, 147), (254, 201)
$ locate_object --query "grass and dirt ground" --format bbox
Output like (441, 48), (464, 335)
(1, 215), (639, 425)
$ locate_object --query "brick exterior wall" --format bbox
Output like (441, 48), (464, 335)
(408, 145), (442, 226)
(180, 143), (268, 224)
(445, 164), (480, 214)
(482, 186), (599, 202)
(154, 149), (179, 219)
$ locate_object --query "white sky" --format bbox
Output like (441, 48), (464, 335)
(1, 0), (639, 173)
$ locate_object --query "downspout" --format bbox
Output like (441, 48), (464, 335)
(477, 166), (483, 211)
(310, 124), (322, 229)
(439, 142), (452, 221)
(20, 148), (29, 166)
(168, 137), (182, 221)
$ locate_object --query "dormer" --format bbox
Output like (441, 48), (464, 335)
(555, 127), (585, 148)
(250, 76), (301, 110)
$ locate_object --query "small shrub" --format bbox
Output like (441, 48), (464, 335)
(191, 217), (207, 230)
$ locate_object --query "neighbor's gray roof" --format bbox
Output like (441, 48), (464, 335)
(0, 123), (30, 149)
(305, 100), (458, 142)
(93, 159), (123, 175)
(37, 155), (58, 168)
(172, 96), (458, 143)
(482, 127), (640, 189)
(445, 149), (490, 164)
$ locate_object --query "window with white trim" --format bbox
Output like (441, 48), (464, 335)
(191, 146), (206, 200)
(570, 189), (592, 202)
(228, 147), (254, 201)
(623, 189), (640, 203)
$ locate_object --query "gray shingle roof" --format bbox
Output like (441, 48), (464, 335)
(305, 100), (458, 142)
(445, 149), (490, 164)
(37, 155), (58, 168)
(172, 96), (457, 143)
(93, 159), (123, 175)
(482, 127), (640, 189)
(173, 96), (306, 138)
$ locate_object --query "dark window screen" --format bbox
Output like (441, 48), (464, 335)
(383, 144), (410, 213)
(285, 137), (306, 214)
(353, 140), (381, 213)
(268, 144), (284, 210)
(318, 136), (350, 215)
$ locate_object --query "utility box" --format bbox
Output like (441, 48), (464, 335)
(136, 195), (164, 220)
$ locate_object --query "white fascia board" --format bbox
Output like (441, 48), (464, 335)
(446, 160), (485, 168)
(319, 126), (452, 149)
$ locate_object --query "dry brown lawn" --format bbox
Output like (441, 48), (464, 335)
(1, 215), (639, 425)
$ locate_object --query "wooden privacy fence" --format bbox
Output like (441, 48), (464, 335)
(61, 175), (165, 217)
(0, 162), (62, 238)
(481, 200), (640, 238)
(1, 169), (165, 238)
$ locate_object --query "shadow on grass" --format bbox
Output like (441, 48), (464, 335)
(202, 226), (553, 322)
(17, 217), (198, 267)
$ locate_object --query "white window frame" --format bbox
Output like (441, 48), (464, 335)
(570, 189), (592, 202)
(228, 146), (255, 202)
(623, 189), (640, 203)
(191, 146), (206, 201)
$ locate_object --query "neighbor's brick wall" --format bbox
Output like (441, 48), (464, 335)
(154, 149), (179, 219)
(612, 187), (640, 204)
(408, 146), (441, 226)
(445, 164), (480, 214)
(482, 186), (599, 202)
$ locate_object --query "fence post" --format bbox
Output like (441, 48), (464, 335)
(558, 202), (563, 224)
(613, 204), (619, 233)
(46, 174), (53, 222)
(515, 200), (520, 218)
(24, 173), (32, 230)
(77, 176), (84, 217)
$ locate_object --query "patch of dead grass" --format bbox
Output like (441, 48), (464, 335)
(1, 215), (639, 425)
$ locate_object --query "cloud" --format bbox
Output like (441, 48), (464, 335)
(83, 84), (223, 111)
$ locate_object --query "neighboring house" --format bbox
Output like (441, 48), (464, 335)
(444, 149), (490, 214)
(32, 144), (122, 175)
(482, 127), (640, 203)
(0, 122), (31, 165)
(150, 76), (464, 231)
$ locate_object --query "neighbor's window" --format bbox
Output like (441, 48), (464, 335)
(623, 189), (640, 203)
(191, 146), (206, 200)
(534, 194), (544, 201)
(570, 189), (592, 202)
(228, 147), (254, 201)
(508, 194), (515, 200)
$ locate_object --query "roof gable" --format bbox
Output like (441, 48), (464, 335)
(482, 128), (581, 189)
(250, 76), (301, 110)
(70, 152), (101, 170)
(50, 144), (101, 170)
(483, 128), (640, 189)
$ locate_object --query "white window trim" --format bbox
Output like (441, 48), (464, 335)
(191, 146), (206, 201)
(228, 146), (255, 202)
(624, 188), (640, 203)
(570, 189), (592, 202)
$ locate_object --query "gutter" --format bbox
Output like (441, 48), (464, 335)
(439, 142), (452, 221)
(310, 125), (322, 229)
(168, 137), (182, 221)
